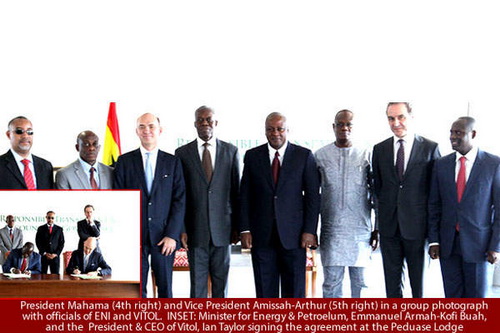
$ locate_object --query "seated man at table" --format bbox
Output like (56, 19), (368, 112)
(66, 237), (111, 276)
(2, 242), (41, 275)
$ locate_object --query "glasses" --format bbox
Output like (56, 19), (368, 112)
(46, 217), (55, 220)
(13, 129), (34, 135)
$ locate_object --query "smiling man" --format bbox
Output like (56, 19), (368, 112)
(239, 112), (320, 298)
(428, 116), (500, 297)
(55, 130), (113, 189)
(0, 116), (54, 189)
(114, 113), (186, 298)
(372, 102), (440, 298)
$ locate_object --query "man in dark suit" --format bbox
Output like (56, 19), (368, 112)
(0, 116), (53, 189)
(35, 211), (65, 274)
(2, 242), (41, 275)
(114, 113), (185, 298)
(66, 237), (111, 276)
(175, 106), (240, 298)
(77, 205), (101, 252)
(372, 102), (440, 298)
(240, 112), (320, 298)
(55, 130), (113, 189)
(428, 117), (500, 297)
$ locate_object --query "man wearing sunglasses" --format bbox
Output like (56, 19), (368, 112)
(35, 211), (65, 274)
(0, 116), (54, 189)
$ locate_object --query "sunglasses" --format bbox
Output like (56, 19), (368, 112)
(13, 129), (34, 135)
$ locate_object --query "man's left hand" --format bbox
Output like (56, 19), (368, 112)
(301, 233), (317, 249)
(487, 251), (499, 264)
(157, 237), (176, 256)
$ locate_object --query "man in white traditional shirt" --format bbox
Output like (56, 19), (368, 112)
(315, 109), (378, 297)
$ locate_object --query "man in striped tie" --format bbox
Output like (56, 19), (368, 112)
(0, 116), (54, 189)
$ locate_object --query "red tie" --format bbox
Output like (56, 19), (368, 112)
(21, 159), (36, 190)
(49, 225), (53, 234)
(457, 156), (466, 202)
(272, 151), (280, 185)
(90, 167), (99, 190)
(20, 257), (27, 272)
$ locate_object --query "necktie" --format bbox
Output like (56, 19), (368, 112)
(272, 151), (280, 185)
(10, 229), (13, 242)
(20, 257), (27, 272)
(145, 152), (153, 194)
(89, 167), (99, 190)
(21, 159), (36, 190)
(457, 156), (466, 202)
(396, 139), (405, 181)
(84, 255), (89, 272)
(49, 225), (53, 234)
(202, 142), (213, 182)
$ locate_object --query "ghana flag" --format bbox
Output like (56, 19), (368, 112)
(102, 102), (121, 166)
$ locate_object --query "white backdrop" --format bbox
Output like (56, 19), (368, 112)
(0, 191), (140, 280)
(1, 1), (500, 168)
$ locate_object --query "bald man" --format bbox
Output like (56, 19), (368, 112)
(56, 130), (113, 189)
(66, 237), (111, 276)
(114, 113), (186, 298)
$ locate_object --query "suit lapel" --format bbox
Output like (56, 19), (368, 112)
(462, 150), (484, 202)
(132, 149), (149, 196)
(258, 145), (274, 189)
(404, 135), (422, 177)
(276, 143), (295, 191)
(188, 140), (208, 184)
(383, 138), (399, 181)
(211, 139), (224, 183)
(4, 151), (26, 188)
(73, 161), (91, 189)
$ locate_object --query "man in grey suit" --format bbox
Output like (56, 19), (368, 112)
(55, 130), (113, 189)
(175, 106), (240, 298)
(0, 215), (24, 270)
(372, 102), (440, 298)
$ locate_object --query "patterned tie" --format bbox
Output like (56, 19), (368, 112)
(202, 142), (213, 182)
(272, 151), (280, 185)
(396, 139), (405, 181)
(89, 167), (99, 190)
(21, 159), (36, 190)
(145, 152), (153, 194)
(20, 257), (27, 272)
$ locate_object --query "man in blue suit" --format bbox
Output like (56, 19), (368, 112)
(240, 112), (320, 298)
(428, 116), (500, 297)
(114, 113), (186, 298)
(2, 242), (41, 275)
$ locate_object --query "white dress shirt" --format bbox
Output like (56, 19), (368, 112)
(392, 133), (415, 173)
(196, 137), (217, 168)
(79, 157), (100, 187)
(139, 146), (159, 177)
(268, 141), (288, 166)
(10, 149), (37, 187)
(455, 146), (478, 183)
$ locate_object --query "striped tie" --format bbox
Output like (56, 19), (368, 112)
(21, 159), (36, 190)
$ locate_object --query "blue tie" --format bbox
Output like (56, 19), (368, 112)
(145, 152), (153, 194)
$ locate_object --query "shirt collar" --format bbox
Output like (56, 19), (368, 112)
(393, 132), (415, 146)
(197, 136), (216, 148)
(78, 157), (99, 173)
(10, 149), (33, 163)
(139, 146), (159, 157)
(455, 146), (478, 163)
(268, 141), (288, 156)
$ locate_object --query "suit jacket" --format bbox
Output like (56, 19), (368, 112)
(77, 219), (101, 250)
(114, 148), (186, 246)
(175, 139), (240, 247)
(239, 143), (320, 250)
(0, 226), (23, 265)
(428, 150), (500, 262)
(55, 160), (113, 189)
(0, 150), (54, 189)
(35, 224), (65, 256)
(66, 249), (112, 275)
(373, 135), (440, 240)
(2, 248), (42, 274)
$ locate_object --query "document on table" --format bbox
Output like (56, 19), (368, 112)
(3, 273), (31, 278)
(71, 274), (102, 280)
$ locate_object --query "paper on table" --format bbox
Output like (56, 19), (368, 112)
(3, 273), (31, 278)
(70, 274), (102, 280)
